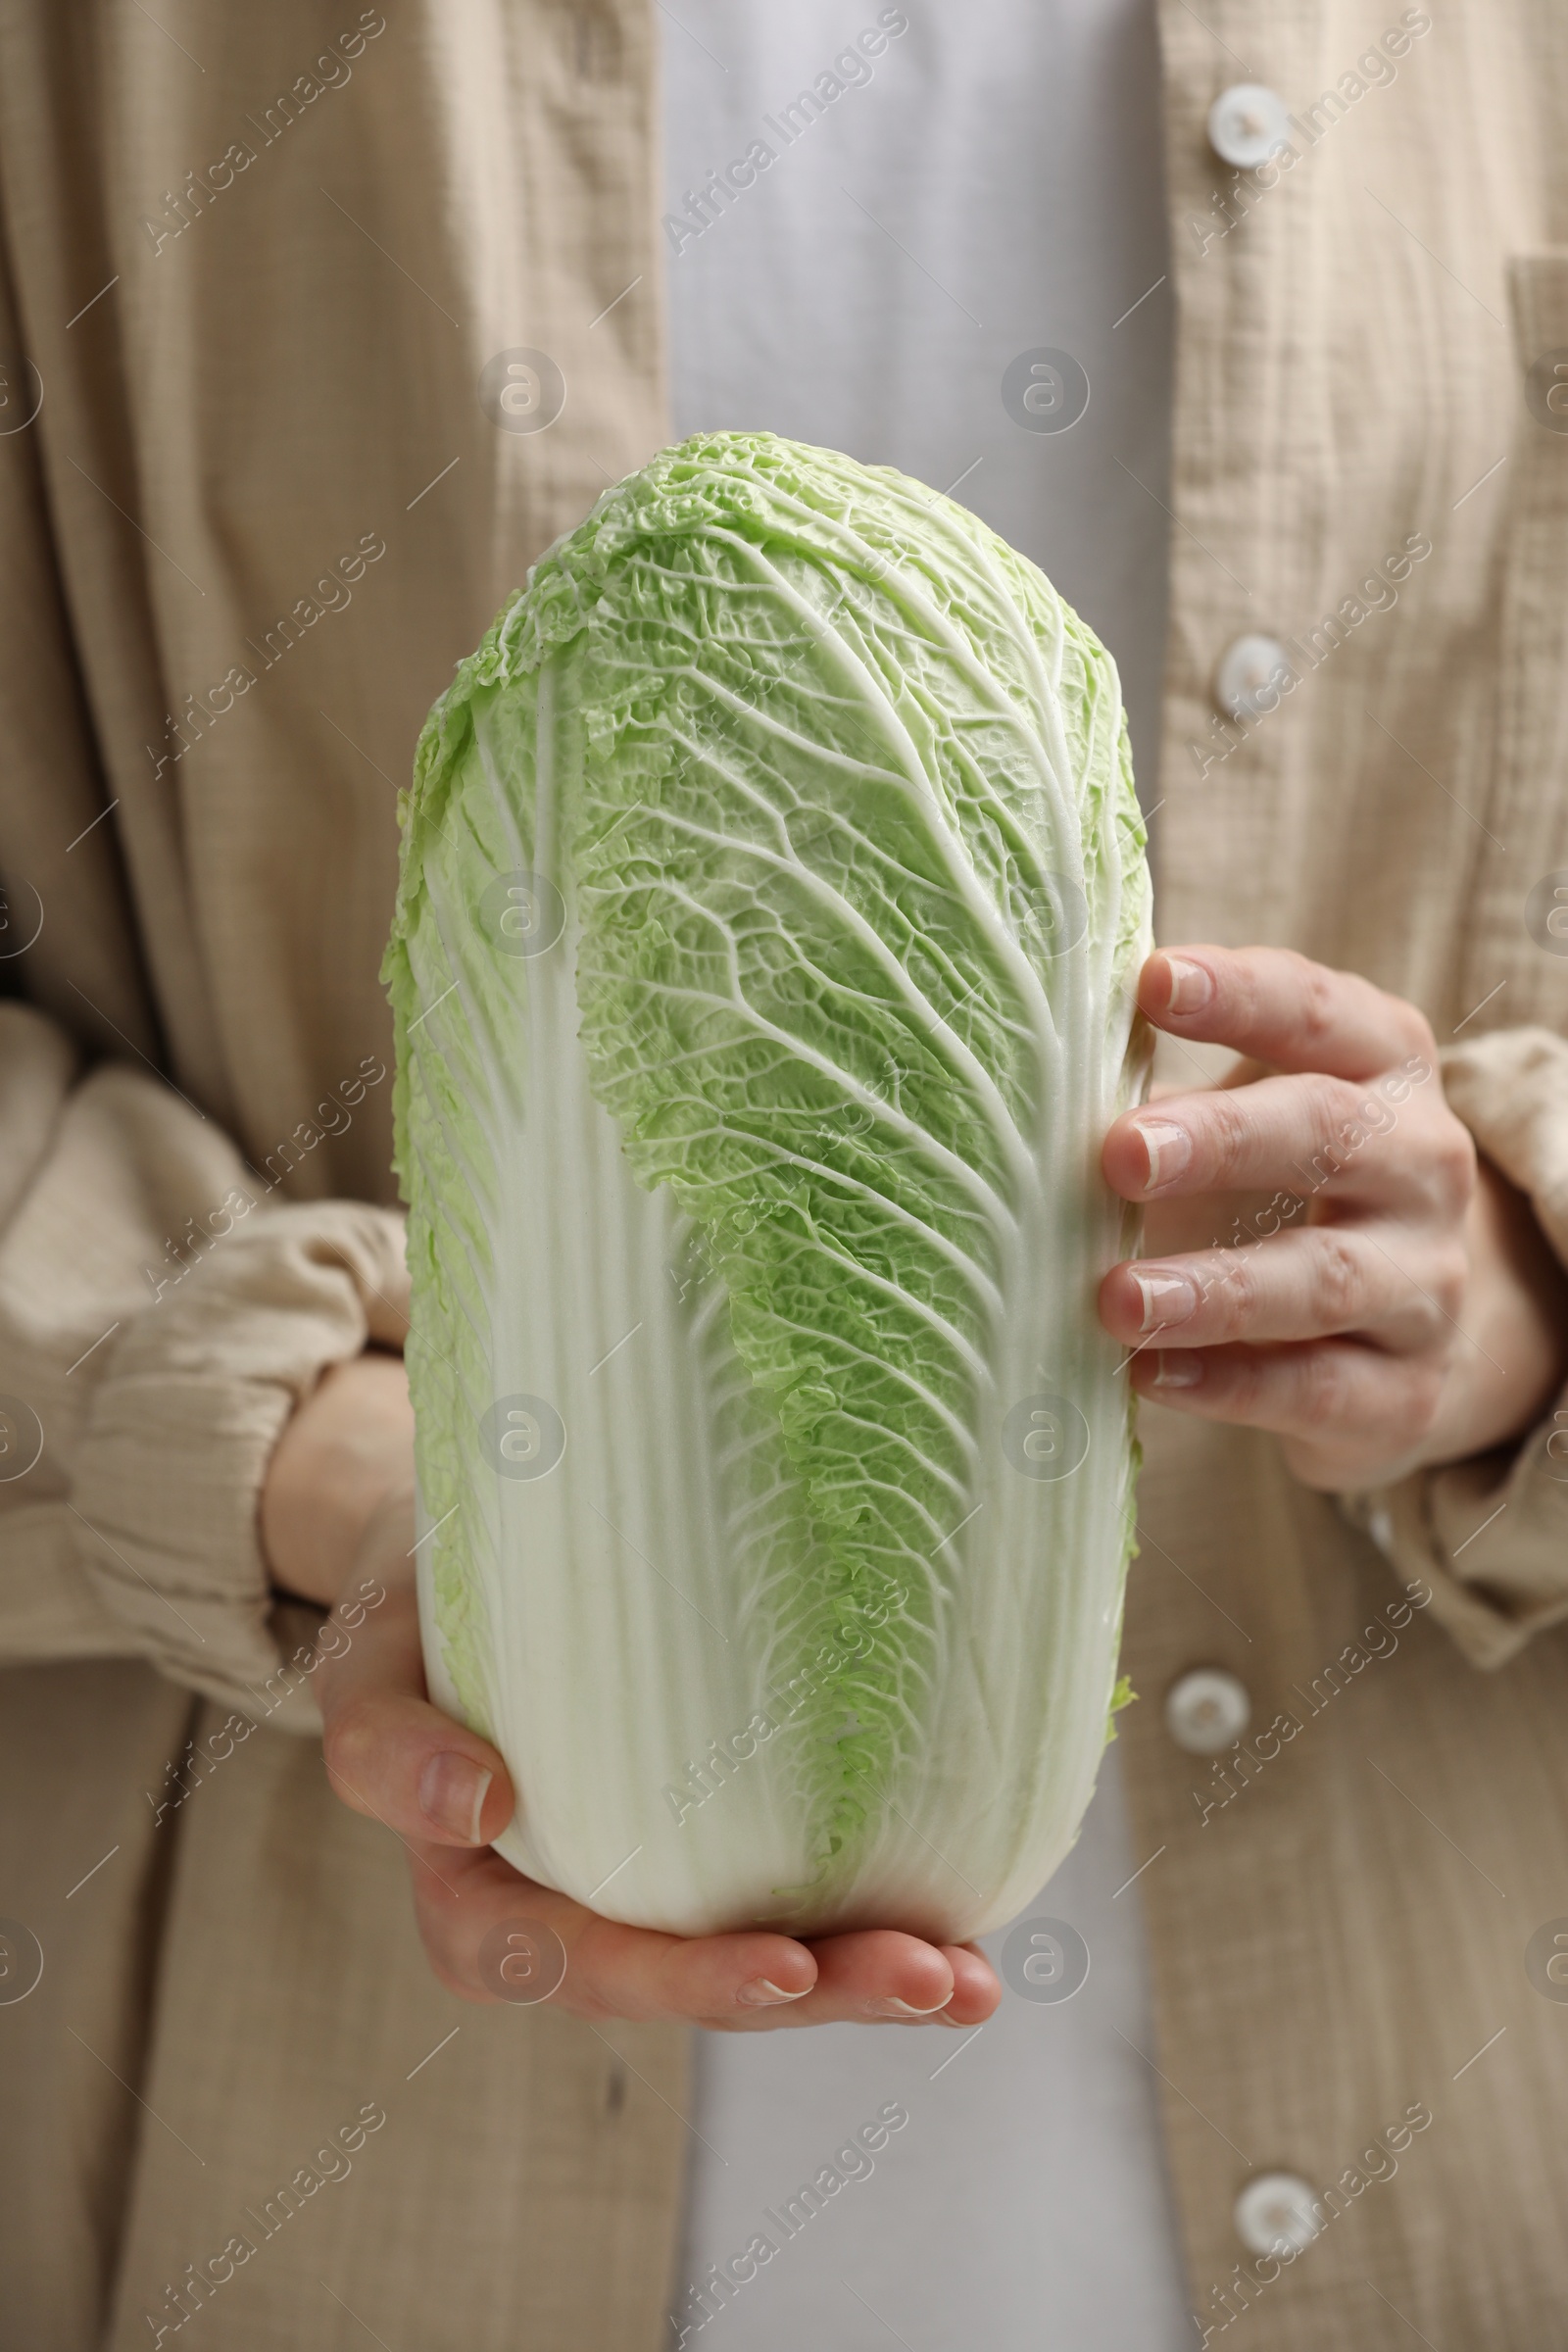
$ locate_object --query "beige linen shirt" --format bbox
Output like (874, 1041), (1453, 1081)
(1124, 6), (1568, 2344)
(0, 6), (687, 2348)
(1, 3), (1567, 2348)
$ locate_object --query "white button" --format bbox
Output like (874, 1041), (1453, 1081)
(1214, 633), (1293, 721)
(1234, 2173), (1323, 2257)
(1165, 1668), (1250, 1754)
(1367, 1506), (1396, 1557)
(1207, 83), (1292, 171)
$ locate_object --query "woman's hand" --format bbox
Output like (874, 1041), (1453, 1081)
(264, 1354), (1001, 2029)
(260, 1347), (417, 1609)
(1098, 947), (1568, 1491)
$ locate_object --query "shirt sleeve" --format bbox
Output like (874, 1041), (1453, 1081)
(0, 1000), (408, 1730)
(1339, 1025), (1568, 1668)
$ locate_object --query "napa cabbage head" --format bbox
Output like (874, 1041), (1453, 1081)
(383, 430), (1152, 1941)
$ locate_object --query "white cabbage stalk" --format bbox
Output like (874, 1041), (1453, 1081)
(384, 432), (1152, 1941)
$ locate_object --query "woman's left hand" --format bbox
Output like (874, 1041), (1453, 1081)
(1098, 946), (1568, 1491)
(266, 1355), (1002, 2029)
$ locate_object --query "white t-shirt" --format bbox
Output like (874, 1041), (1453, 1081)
(663, 4), (1190, 2339)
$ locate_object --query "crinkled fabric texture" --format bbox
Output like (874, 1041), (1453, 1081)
(0, 1000), (411, 1728)
(1341, 1028), (1568, 1668)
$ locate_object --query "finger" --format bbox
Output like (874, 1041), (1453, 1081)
(316, 1579), (514, 1848)
(1128, 1337), (1445, 1476)
(702, 1935), (998, 2030)
(697, 1935), (998, 2031)
(619, 1923), (956, 2028)
(404, 1851), (976, 2029)
(1139, 947), (1433, 1081)
(1100, 1224), (1465, 1354)
(792, 1928), (961, 2023)
(410, 1855), (822, 2018)
(1102, 1067), (1456, 1211)
(936, 1943), (1004, 2026)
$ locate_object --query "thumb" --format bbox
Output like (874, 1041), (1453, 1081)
(315, 1500), (514, 1849)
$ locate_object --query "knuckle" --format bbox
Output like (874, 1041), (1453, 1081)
(1213, 1345), (1268, 1418)
(1311, 1230), (1368, 1328)
(1429, 1119), (1478, 1216)
(1393, 999), (1438, 1063)
(1293, 1346), (1349, 1433)
(1331, 1073), (1385, 1146)
(1296, 959), (1341, 1057)
(320, 1693), (382, 1796)
(1299, 1074), (1356, 1175)
(1202, 1251), (1256, 1339)
(1201, 1088), (1255, 1181)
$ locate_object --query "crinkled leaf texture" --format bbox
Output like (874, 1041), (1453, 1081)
(383, 431), (1152, 1941)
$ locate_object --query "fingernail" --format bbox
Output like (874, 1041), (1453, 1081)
(1151, 1350), (1203, 1390)
(1131, 1118), (1192, 1191)
(735, 1977), (810, 2008)
(1164, 956), (1214, 1014)
(863, 1994), (950, 2019)
(1131, 1268), (1198, 1333)
(417, 1752), (493, 1843)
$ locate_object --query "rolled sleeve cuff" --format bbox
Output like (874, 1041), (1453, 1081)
(1341, 1026), (1568, 1669)
(69, 1200), (409, 1731)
